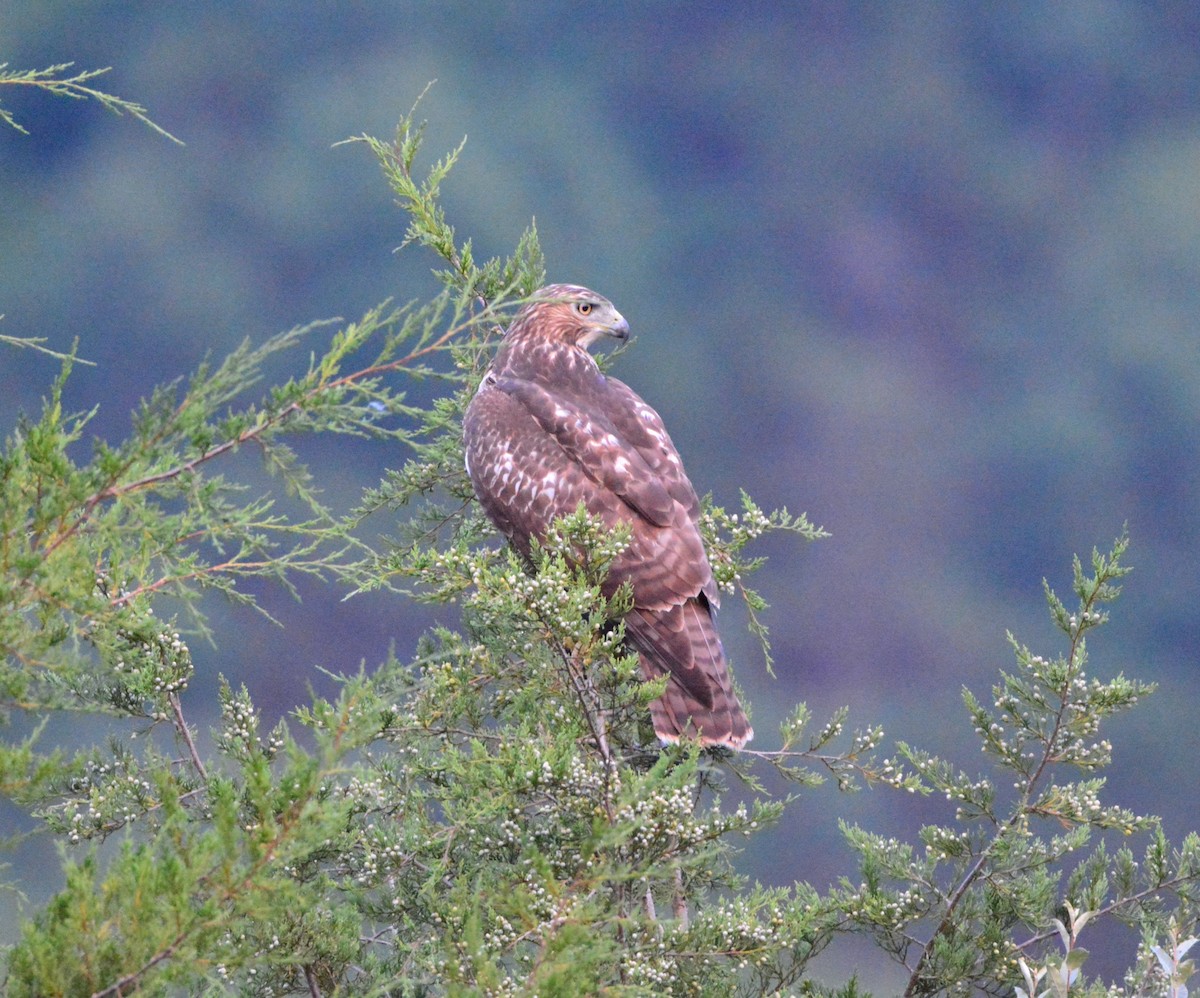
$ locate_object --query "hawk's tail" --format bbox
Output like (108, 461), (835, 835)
(624, 598), (753, 750)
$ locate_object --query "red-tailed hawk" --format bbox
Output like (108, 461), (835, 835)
(463, 284), (752, 749)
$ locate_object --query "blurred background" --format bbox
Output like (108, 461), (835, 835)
(3, 3), (1199, 988)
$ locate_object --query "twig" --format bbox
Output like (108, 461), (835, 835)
(42, 306), (489, 563)
(169, 691), (208, 782)
(902, 572), (1108, 995)
(672, 864), (690, 929)
(90, 930), (188, 998)
(555, 641), (616, 820)
(1014, 876), (1200, 953)
(644, 887), (657, 921)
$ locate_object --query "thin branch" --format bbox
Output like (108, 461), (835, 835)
(42, 307), (490, 562)
(902, 566), (1116, 995)
(672, 864), (689, 929)
(0, 62), (182, 143)
(555, 641), (615, 820)
(643, 887), (657, 922)
(1014, 874), (1200, 953)
(90, 930), (189, 998)
(169, 691), (208, 783)
(0, 333), (97, 365)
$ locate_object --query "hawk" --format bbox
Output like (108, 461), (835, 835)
(463, 284), (752, 749)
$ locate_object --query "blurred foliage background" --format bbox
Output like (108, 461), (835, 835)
(3, 3), (1198, 988)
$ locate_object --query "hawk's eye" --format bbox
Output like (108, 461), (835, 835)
(576, 302), (593, 316)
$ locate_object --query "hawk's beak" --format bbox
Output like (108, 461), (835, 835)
(607, 313), (630, 341)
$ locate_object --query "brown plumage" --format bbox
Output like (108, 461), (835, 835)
(462, 284), (752, 749)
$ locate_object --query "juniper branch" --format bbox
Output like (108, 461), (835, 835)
(0, 62), (181, 142)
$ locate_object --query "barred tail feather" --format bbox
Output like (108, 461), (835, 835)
(625, 599), (753, 750)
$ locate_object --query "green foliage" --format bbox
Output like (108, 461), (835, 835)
(3, 72), (1200, 996)
(831, 534), (1200, 995)
(0, 62), (181, 142)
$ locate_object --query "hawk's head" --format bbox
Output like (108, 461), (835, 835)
(510, 284), (630, 349)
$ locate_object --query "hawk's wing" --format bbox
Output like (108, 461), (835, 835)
(469, 371), (714, 606)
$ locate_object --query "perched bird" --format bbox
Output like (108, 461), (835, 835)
(462, 284), (752, 749)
